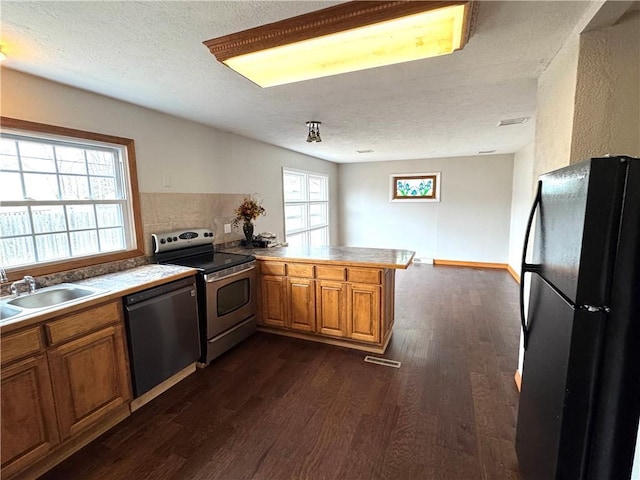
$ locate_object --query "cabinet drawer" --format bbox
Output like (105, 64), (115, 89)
(348, 268), (382, 285)
(316, 265), (346, 281)
(287, 263), (315, 278)
(1, 327), (43, 365)
(260, 261), (286, 276)
(45, 301), (121, 345)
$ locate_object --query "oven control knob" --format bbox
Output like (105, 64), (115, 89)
(173, 236), (178, 241)
(167, 237), (172, 243)
(160, 239), (166, 244)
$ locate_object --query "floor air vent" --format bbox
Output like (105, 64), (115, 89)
(364, 356), (401, 368)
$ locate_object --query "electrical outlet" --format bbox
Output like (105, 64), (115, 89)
(162, 173), (171, 187)
(224, 224), (231, 234)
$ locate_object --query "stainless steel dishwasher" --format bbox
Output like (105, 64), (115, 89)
(123, 277), (200, 398)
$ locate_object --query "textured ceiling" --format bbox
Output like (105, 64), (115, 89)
(1, 1), (591, 163)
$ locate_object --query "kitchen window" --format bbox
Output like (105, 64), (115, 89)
(283, 169), (329, 246)
(0, 117), (143, 279)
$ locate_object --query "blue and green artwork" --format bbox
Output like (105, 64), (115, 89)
(393, 174), (437, 199)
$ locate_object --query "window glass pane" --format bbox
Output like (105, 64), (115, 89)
(285, 204), (306, 232)
(1, 236), (35, 267)
(32, 206), (66, 234)
(96, 204), (123, 228)
(24, 173), (59, 200)
(309, 203), (327, 227)
(283, 170), (329, 247)
(0, 206), (31, 236)
(70, 230), (99, 256)
(87, 151), (115, 176)
(0, 138), (19, 170)
(99, 227), (125, 252)
(90, 176), (117, 199)
(60, 174), (90, 200)
(309, 175), (327, 201)
(56, 146), (87, 174)
(35, 233), (69, 261)
(0, 127), (136, 270)
(286, 232), (307, 247)
(0, 172), (24, 200)
(67, 205), (96, 230)
(309, 228), (328, 246)
(283, 172), (305, 202)
(18, 141), (56, 172)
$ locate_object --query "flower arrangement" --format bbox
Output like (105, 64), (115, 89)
(233, 195), (266, 226)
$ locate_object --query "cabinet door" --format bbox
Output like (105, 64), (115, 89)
(287, 278), (315, 332)
(1, 355), (60, 477)
(316, 281), (347, 337)
(347, 284), (381, 343)
(260, 275), (287, 328)
(48, 325), (131, 440)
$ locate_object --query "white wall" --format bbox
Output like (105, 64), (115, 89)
(534, 35), (580, 179)
(338, 154), (514, 263)
(0, 68), (339, 244)
(507, 142), (535, 274)
(571, 9), (640, 161)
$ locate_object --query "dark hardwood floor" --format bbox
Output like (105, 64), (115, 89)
(41, 264), (522, 480)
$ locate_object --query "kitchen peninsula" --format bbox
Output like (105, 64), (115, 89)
(223, 245), (415, 353)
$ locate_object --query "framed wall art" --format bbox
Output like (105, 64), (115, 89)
(389, 172), (441, 202)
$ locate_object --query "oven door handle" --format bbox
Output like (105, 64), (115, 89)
(205, 265), (256, 283)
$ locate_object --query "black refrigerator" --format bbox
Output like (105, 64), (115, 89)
(516, 156), (640, 480)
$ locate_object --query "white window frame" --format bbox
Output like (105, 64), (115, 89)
(282, 168), (329, 246)
(0, 117), (144, 280)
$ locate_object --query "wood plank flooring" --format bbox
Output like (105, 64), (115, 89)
(41, 264), (521, 480)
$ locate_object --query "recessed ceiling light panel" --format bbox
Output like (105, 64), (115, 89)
(204, 1), (476, 88)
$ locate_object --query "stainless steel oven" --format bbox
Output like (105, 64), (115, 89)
(205, 263), (256, 337)
(199, 260), (257, 364)
(152, 228), (257, 366)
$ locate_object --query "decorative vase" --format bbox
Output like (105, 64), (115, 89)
(243, 221), (254, 246)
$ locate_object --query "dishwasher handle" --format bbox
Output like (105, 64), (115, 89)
(124, 277), (196, 306)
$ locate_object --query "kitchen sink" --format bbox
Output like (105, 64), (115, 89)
(7, 285), (101, 309)
(0, 304), (23, 321)
(0, 283), (107, 322)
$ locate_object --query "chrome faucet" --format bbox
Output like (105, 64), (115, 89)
(0, 267), (7, 284)
(10, 276), (37, 296)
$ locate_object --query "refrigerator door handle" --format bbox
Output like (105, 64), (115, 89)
(520, 180), (543, 350)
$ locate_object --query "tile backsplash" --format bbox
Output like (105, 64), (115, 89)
(140, 192), (247, 256)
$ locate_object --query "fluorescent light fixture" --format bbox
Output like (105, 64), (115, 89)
(204, 1), (475, 88)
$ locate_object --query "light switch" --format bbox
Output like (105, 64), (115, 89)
(224, 224), (231, 234)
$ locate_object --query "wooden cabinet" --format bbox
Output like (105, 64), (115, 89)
(1, 330), (59, 478)
(258, 260), (394, 353)
(1, 299), (132, 480)
(260, 275), (287, 328)
(287, 277), (315, 332)
(347, 284), (381, 343)
(316, 281), (347, 338)
(260, 262), (315, 332)
(48, 324), (130, 440)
